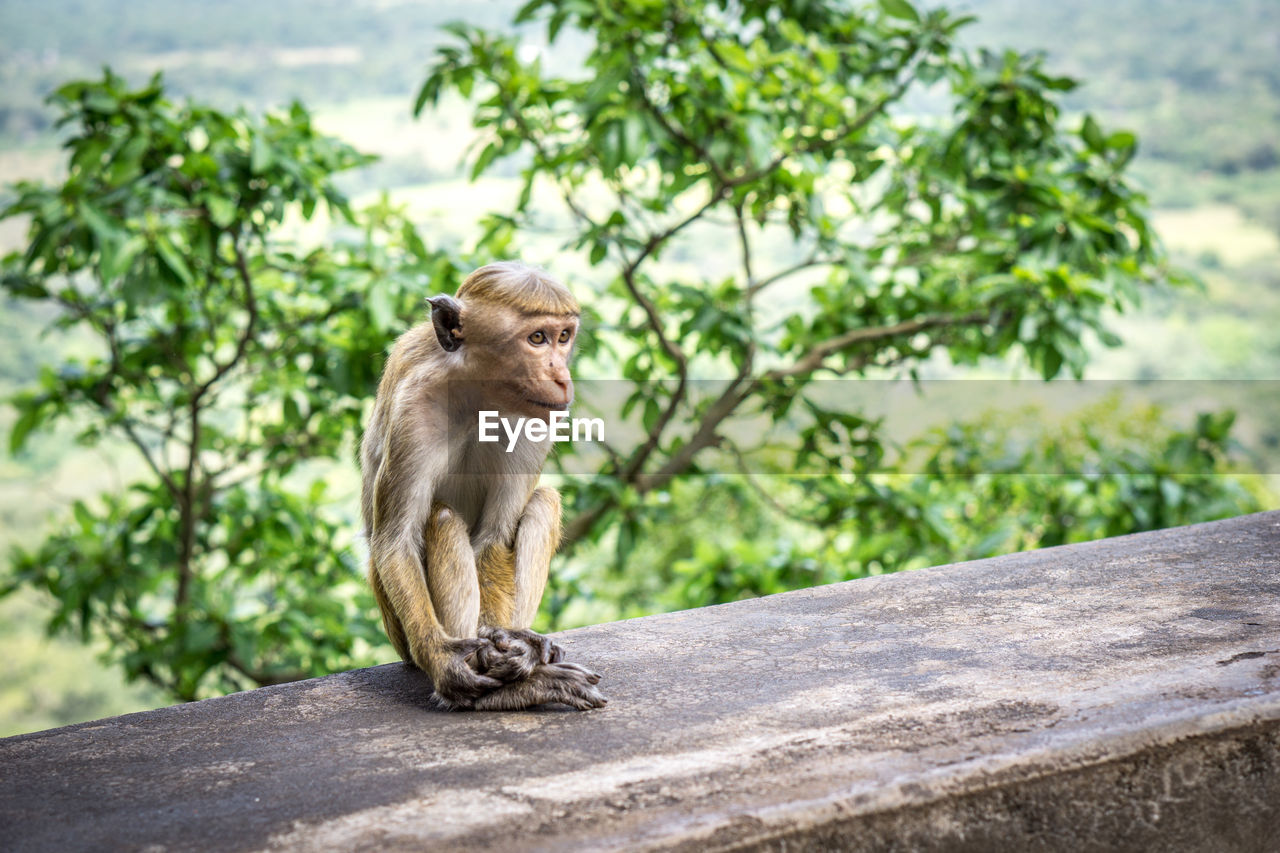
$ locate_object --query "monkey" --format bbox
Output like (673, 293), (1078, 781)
(360, 261), (607, 711)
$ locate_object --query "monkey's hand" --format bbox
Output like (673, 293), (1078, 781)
(473, 661), (607, 712)
(475, 626), (566, 683)
(429, 637), (505, 710)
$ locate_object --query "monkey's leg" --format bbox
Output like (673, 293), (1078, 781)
(474, 545), (551, 682)
(423, 502), (480, 638)
(369, 565), (411, 664)
(477, 542), (517, 629)
(474, 544), (537, 682)
(371, 552), (499, 709)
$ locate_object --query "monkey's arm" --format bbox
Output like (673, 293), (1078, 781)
(472, 486), (607, 710)
(475, 486), (567, 664)
(512, 486), (561, 628)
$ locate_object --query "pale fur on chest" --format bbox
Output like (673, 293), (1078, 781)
(434, 429), (547, 551)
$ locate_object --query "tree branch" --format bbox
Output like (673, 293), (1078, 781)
(636, 377), (754, 493)
(562, 309), (992, 546)
(726, 440), (813, 524)
(736, 204), (755, 287)
(747, 251), (839, 296)
(225, 652), (307, 687)
(735, 202), (759, 372)
(629, 66), (734, 187)
(176, 391), (198, 612)
(194, 237), (259, 401)
(764, 311), (990, 380)
(177, 233), (258, 612)
(99, 317), (183, 502)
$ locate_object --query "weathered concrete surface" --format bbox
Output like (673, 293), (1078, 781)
(2, 512), (1278, 852)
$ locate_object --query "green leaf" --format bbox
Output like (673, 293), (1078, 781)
(9, 400), (45, 453)
(1097, 331), (1123, 348)
(72, 500), (94, 533)
(413, 74), (442, 116)
(1081, 115), (1105, 152)
(154, 235), (194, 286)
(880, 0), (920, 23)
(456, 70), (475, 99)
(1159, 479), (1185, 508)
(1040, 346), (1064, 380)
(83, 91), (118, 113)
(100, 234), (146, 282)
(251, 133), (274, 174)
(80, 202), (122, 243)
(816, 48), (839, 75)
(718, 42), (754, 73)
(514, 0), (544, 24)
(471, 141), (500, 180)
(368, 279), (395, 332)
(402, 221), (429, 260)
(206, 195), (237, 228)
(1106, 131), (1136, 151)
(777, 19), (805, 42)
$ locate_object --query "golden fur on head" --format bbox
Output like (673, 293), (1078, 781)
(456, 261), (579, 316)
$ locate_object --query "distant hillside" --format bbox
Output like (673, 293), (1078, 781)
(5, 1), (1276, 185)
(962, 0), (1280, 223)
(0, 0), (522, 141)
(969, 0), (1279, 175)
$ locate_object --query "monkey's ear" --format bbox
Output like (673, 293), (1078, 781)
(428, 294), (464, 352)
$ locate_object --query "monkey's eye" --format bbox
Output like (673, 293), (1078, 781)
(558, 329), (572, 344)
(528, 330), (547, 345)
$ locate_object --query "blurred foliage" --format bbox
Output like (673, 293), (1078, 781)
(0, 0), (1267, 708)
(0, 588), (168, 736)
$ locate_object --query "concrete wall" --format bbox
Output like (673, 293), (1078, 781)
(2, 511), (1278, 851)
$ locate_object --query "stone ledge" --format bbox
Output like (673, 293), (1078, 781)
(2, 511), (1279, 852)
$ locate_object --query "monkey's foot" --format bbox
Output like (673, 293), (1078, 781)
(475, 626), (565, 683)
(473, 661), (607, 712)
(429, 637), (505, 709)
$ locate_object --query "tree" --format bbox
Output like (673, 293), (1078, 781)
(416, 0), (1185, 564)
(0, 71), (467, 699)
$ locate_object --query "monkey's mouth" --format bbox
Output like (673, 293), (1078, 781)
(525, 397), (571, 411)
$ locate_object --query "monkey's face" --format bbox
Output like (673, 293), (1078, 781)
(507, 313), (577, 419)
(466, 309), (578, 420)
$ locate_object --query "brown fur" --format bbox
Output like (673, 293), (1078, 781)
(457, 260), (580, 316)
(360, 261), (605, 711)
(477, 544), (517, 629)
